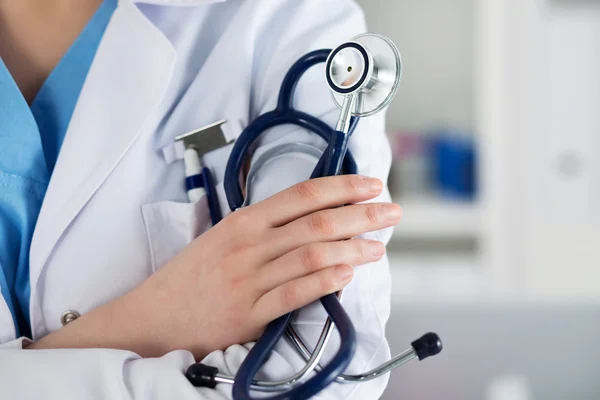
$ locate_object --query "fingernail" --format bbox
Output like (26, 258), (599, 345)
(367, 178), (383, 194)
(386, 204), (402, 222)
(336, 265), (354, 281)
(370, 241), (385, 257)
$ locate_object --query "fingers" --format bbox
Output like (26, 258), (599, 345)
(249, 175), (384, 227)
(269, 202), (401, 255)
(256, 239), (385, 292)
(253, 264), (354, 324)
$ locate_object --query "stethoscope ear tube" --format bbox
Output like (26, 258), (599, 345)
(185, 331), (444, 389)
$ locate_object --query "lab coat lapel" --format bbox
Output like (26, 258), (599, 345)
(29, 1), (176, 294)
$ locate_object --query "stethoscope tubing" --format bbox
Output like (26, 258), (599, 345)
(205, 334), (417, 391)
(232, 289), (356, 399)
(223, 109), (358, 212)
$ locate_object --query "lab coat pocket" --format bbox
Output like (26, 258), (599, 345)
(141, 197), (211, 272)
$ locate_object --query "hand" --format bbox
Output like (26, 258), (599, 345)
(28, 175), (401, 360)
(134, 174), (401, 358)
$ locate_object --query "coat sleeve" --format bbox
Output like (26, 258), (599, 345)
(198, 0), (394, 399)
(0, 338), (232, 399)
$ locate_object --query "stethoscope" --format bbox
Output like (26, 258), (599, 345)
(184, 33), (443, 399)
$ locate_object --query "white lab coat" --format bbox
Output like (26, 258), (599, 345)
(0, 0), (394, 399)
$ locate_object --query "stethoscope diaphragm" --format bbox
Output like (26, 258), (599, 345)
(326, 33), (402, 117)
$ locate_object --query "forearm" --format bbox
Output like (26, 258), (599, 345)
(24, 280), (187, 359)
(26, 289), (150, 353)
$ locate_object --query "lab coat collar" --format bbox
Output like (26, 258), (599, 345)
(29, 0), (176, 325)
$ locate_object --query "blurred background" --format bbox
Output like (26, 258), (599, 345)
(352, 0), (600, 398)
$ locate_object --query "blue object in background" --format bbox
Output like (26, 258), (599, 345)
(430, 131), (477, 200)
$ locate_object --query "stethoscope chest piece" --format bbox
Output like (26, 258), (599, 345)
(326, 33), (402, 117)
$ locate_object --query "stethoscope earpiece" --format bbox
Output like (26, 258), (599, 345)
(412, 332), (443, 361)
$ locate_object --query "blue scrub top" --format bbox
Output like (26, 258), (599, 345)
(0, 0), (116, 337)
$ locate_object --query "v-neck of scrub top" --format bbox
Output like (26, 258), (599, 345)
(0, 0), (116, 338)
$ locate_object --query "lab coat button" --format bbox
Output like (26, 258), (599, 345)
(61, 310), (81, 326)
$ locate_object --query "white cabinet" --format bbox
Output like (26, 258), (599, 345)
(478, 0), (600, 299)
(520, 2), (600, 299)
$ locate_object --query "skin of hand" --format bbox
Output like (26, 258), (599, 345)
(27, 175), (402, 360)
